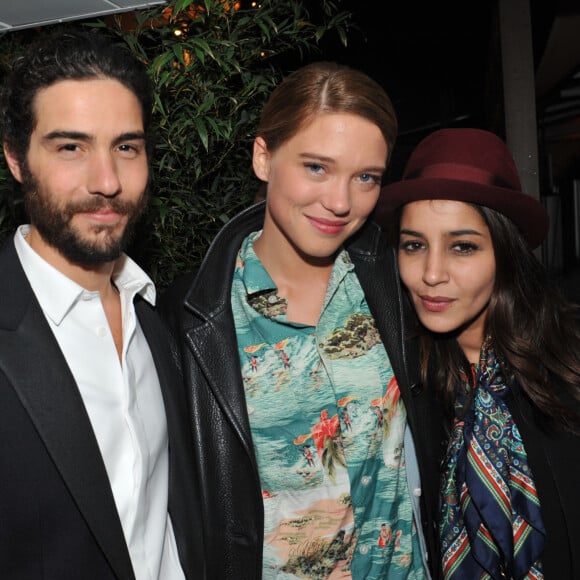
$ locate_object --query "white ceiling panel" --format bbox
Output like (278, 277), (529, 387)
(0, 0), (166, 31)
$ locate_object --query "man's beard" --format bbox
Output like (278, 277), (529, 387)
(21, 164), (148, 266)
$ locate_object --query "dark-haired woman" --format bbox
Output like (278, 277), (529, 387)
(381, 128), (580, 579)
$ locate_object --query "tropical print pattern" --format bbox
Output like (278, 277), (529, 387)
(231, 232), (425, 579)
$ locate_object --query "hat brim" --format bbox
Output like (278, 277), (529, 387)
(377, 177), (549, 249)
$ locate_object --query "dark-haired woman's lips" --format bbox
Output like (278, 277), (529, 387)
(419, 295), (455, 312)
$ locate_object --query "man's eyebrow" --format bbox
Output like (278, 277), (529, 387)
(41, 131), (146, 144)
(114, 132), (146, 143)
(43, 131), (91, 142)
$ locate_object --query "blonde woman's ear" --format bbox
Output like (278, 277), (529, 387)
(252, 137), (271, 182)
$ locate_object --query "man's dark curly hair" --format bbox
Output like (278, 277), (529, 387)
(0, 30), (155, 164)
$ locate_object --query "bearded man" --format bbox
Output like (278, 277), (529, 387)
(0, 30), (201, 579)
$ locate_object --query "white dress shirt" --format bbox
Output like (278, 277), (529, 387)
(15, 225), (186, 580)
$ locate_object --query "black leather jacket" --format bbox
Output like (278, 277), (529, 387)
(160, 201), (445, 579)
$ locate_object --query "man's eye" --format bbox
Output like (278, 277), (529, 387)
(117, 143), (142, 157)
(59, 143), (79, 152)
(305, 162), (324, 174)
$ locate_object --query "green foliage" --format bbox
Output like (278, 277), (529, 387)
(0, 0), (352, 287)
(0, 161), (24, 243)
(0, 34), (27, 242)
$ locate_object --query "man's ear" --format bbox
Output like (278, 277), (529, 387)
(252, 136), (271, 182)
(3, 144), (23, 183)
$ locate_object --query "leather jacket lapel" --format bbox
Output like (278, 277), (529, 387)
(184, 307), (256, 460)
(182, 202), (266, 461)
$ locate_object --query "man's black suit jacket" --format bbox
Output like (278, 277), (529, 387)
(0, 237), (202, 579)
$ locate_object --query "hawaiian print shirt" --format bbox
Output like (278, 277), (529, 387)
(231, 232), (426, 579)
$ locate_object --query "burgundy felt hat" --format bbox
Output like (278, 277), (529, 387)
(378, 128), (549, 248)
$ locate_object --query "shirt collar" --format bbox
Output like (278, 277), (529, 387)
(237, 231), (277, 296)
(14, 224), (156, 325)
(237, 230), (355, 297)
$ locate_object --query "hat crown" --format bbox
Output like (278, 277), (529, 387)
(377, 127), (550, 249)
(403, 128), (522, 191)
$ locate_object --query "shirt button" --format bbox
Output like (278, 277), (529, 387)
(267, 295), (277, 304)
(413, 487), (422, 497)
(359, 545), (369, 555)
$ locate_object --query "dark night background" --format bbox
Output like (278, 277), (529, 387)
(2, 0), (580, 280)
(307, 1), (577, 182)
(304, 0), (580, 287)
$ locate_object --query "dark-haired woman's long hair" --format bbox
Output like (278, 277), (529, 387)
(413, 205), (580, 432)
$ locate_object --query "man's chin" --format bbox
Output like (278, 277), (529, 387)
(53, 232), (127, 265)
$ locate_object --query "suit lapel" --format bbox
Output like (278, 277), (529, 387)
(136, 299), (193, 464)
(0, 240), (135, 580)
(136, 298), (199, 577)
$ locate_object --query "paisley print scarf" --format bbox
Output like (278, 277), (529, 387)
(440, 338), (545, 579)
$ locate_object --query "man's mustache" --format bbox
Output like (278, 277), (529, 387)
(63, 196), (144, 217)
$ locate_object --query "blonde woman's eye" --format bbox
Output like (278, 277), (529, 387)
(359, 173), (381, 185)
